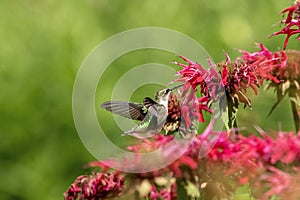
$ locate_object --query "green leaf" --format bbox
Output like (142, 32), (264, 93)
(267, 89), (287, 116)
(184, 181), (200, 199)
(221, 104), (230, 131)
(290, 96), (300, 107)
(233, 185), (253, 200)
(233, 194), (252, 200)
(224, 93), (239, 130)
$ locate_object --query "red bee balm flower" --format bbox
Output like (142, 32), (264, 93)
(64, 172), (125, 200)
(241, 44), (300, 130)
(174, 53), (261, 129)
(240, 43), (287, 85)
(270, 0), (300, 49)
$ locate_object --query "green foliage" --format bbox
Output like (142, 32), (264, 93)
(233, 185), (253, 200)
(0, 0), (295, 199)
(184, 181), (201, 199)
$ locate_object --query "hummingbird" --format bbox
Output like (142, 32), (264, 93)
(101, 85), (183, 138)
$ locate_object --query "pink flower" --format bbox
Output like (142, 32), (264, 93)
(64, 171), (125, 200)
(148, 181), (177, 200)
(163, 86), (212, 134)
(76, 128), (300, 199)
(173, 57), (213, 123)
(257, 167), (300, 200)
(164, 93), (181, 134)
(175, 53), (260, 107)
(216, 53), (259, 96)
(270, 1), (300, 49)
(240, 43), (286, 85)
(241, 44), (300, 122)
(174, 56), (209, 93)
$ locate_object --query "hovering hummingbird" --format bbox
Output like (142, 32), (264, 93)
(101, 85), (183, 138)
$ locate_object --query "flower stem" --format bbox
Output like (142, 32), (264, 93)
(290, 98), (300, 132)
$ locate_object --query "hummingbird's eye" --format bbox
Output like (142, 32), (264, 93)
(165, 89), (170, 94)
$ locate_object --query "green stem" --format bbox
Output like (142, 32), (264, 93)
(226, 92), (239, 133)
(290, 98), (300, 132)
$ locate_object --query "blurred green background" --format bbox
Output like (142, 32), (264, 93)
(0, 0), (296, 199)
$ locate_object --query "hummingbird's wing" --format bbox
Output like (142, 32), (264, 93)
(101, 101), (147, 121)
(143, 97), (157, 108)
(124, 104), (168, 137)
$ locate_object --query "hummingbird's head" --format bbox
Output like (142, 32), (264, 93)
(155, 84), (183, 106)
(155, 88), (172, 102)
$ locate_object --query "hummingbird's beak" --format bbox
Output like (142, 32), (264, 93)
(170, 83), (184, 91)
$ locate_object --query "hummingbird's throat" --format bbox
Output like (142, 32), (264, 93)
(158, 98), (169, 109)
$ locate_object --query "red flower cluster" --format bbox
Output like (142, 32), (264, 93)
(64, 171), (125, 200)
(65, 2), (300, 199)
(77, 115), (299, 199)
(257, 167), (300, 200)
(175, 53), (261, 109)
(240, 43), (287, 85)
(174, 56), (223, 99)
(163, 91), (209, 135)
(163, 93), (181, 134)
(123, 127), (300, 199)
(148, 179), (177, 200)
(216, 53), (259, 107)
(218, 53), (259, 95)
(172, 43), (290, 131)
(271, 0), (300, 49)
(174, 44), (293, 124)
(241, 44), (300, 123)
(174, 57), (214, 124)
